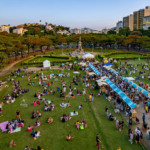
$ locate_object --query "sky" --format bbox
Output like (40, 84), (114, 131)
(0, 0), (150, 30)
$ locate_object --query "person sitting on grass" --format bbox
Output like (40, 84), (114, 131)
(37, 110), (42, 118)
(31, 130), (40, 140)
(73, 110), (77, 115)
(16, 110), (21, 119)
(108, 113), (115, 121)
(66, 134), (72, 141)
(60, 113), (71, 122)
(9, 140), (16, 148)
(34, 119), (41, 127)
(33, 101), (36, 106)
(78, 104), (83, 109)
(24, 146), (31, 150)
(27, 125), (33, 132)
(31, 130), (36, 137)
(32, 111), (36, 119)
(47, 118), (53, 124)
(75, 119), (87, 130)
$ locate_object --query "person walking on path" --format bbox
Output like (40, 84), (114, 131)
(96, 134), (101, 150)
(142, 113), (145, 123)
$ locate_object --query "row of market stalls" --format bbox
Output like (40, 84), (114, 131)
(107, 68), (150, 98)
(88, 62), (137, 112)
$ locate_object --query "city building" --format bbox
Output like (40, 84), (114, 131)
(81, 28), (92, 34)
(70, 28), (81, 34)
(92, 30), (100, 34)
(116, 21), (123, 32)
(57, 30), (70, 35)
(45, 22), (53, 30)
(123, 16), (129, 28)
(101, 28), (109, 34)
(116, 21), (123, 29)
(123, 14), (133, 31)
(0, 25), (10, 33)
(110, 27), (117, 31)
(143, 16), (150, 30)
(133, 6), (150, 30)
(13, 27), (28, 35)
(129, 14), (133, 31)
(27, 23), (39, 26)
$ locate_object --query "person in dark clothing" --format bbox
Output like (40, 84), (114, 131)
(142, 113), (145, 123)
(96, 134), (101, 150)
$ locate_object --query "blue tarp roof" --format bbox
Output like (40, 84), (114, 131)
(104, 78), (137, 109)
(122, 77), (150, 98)
(88, 63), (101, 75)
(104, 63), (113, 66)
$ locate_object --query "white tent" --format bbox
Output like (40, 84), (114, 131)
(124, 77), (135, 81)
(82, 53), (94, 59)
(80, 62), (87, 66)
(103, 66), (112, 70)
(43, 60), (50, 68)
(96, 76), (108, 86)
(88, 72), (96, 76)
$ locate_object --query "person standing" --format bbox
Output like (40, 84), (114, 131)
(142, 113), (145, 123)
(96, 134), (101, 150)
(129, 130), (133, 144)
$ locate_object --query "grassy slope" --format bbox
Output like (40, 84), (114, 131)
(0, 70), (141, 150)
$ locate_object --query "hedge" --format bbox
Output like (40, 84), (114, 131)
(22, 55), (72, 65)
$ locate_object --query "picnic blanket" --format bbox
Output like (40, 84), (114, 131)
(70, 112), (78, 116)
(0, 121), (9, 132)
(10, 127), (21, 134)
(60, 103), (69, 107)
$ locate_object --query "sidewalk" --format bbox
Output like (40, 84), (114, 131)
(133, 102), (150, 150)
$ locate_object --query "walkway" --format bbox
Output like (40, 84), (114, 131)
(0, 57), (32, 77)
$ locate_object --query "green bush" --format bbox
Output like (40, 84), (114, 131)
(22, 55), (72, 65)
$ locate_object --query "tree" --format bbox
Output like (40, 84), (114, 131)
(11, 39), (25, 60)
(124, 35), (141, 49)
(138, 36), (150, 50)
(119, 27), (130, 36)
(31, 37), (40, 53)
(0, 31), (9, 35)
(39, 37), (52, 51)
(107, 30), (116, 35)
(34, 27), (41, 35)
(56, 36), (66, 45)
(23, 36), (32, 55)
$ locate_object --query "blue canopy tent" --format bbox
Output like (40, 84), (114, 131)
(88, 63), (101, 75)
(104, 78), (137, 109)
(122, 77), (150, 98)
(104, 63), (113, 66)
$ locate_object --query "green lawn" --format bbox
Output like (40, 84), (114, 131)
(29, 57), (69, 63)
(117, 59), (150, 84)
(0, 69), (142, 150)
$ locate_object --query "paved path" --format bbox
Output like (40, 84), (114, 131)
(133, 102), (150, 150)
(0, 57), (32, 77)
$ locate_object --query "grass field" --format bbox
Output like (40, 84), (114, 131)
(116, 59), (150, 84)
(29, 57), (69, 63)
(0, 69), (142, 150)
